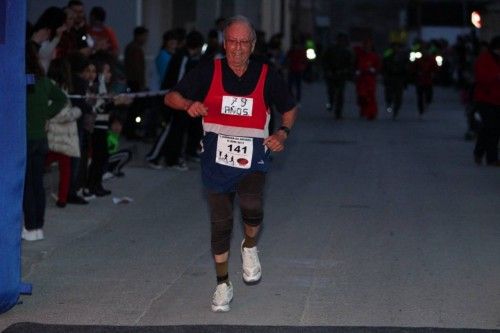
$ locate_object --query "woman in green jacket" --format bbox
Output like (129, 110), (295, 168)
(23, 39), (67, 241)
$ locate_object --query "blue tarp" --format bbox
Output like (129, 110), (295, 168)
(0, 0), (27, 314)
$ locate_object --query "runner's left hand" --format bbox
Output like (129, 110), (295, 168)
(264, 131), (287, 152)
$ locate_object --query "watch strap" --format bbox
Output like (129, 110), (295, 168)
(278, 126), (290, 136)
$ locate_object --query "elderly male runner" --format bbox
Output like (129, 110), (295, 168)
(165, 15), (298, 312)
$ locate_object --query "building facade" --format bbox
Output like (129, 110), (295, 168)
(29, 0), (291, 89)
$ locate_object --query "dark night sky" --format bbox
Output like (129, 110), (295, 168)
(407, 0), (488, 27)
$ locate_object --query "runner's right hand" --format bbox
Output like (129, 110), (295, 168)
(186, 101), (208, 117)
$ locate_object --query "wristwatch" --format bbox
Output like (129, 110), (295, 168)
(278, 126), (291, 136)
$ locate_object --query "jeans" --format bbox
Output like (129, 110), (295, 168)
(87, 129), (108, 191)
(23, 139), (48, 230)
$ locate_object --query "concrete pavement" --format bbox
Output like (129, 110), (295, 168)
(1, 81), (499, 330)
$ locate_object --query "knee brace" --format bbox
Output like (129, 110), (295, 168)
(208, 192), (235, 255)
(211, 217), (233, 254)
(240, 194), (263, 227)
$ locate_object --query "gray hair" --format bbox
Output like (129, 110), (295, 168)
(223, 15), (256, 41)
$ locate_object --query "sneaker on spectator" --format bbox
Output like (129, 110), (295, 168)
(22, 228), (41, 241)
(241, 240), (262, 284)
(211, 281), (233, 312)
(102, 172), (115, 181)
(67, 194), (89, 205)
(36, 229), (44, 240)
(79, 188), (96, 201)
(167, 160), (188, 171)
(186, 154), (201, 163)
(114, 171), (125, 177)
(90, 187), (112, 197)
(148, 161), (164, 170)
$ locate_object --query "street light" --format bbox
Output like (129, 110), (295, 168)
(409, 51), (423, 62)
(306, 48), (317, 60)
(435, 55), (443, 67)
(471, 11), (482, 29)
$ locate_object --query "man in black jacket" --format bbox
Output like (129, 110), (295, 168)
(146, 31), (205, 170)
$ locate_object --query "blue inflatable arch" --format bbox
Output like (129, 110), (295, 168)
(0, 0), (29, 314)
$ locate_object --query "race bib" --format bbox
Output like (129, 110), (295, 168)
(216, 135), (253, 169)
(221, 96), (253, 116)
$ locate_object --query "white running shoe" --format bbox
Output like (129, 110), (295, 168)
(211, 281), (233, 312)
(36, 229), (44, 240)
(22, 228), (42, 241)
(102, 172), (115, 181)
(241, 240), (262, 284)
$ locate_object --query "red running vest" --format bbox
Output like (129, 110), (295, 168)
(202, 59), (270, 139)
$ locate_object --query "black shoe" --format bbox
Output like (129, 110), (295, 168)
(56, 200), (66, 208)
(67, 195), (89, 205)
(114, 171), (125, 177)
(186, 154), (201, 163)
(81, 189), (96, 201)
(91, 187), (112, 197)
(147, 161), (164, 170)
(166, 160), (188, 171)
(486, 161), (500, 167)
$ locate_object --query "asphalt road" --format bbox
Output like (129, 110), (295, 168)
(1, 81), (499, 330)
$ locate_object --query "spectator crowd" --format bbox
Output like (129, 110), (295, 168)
(23, 1), (500, 242)
(23, 0), (296, 242)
